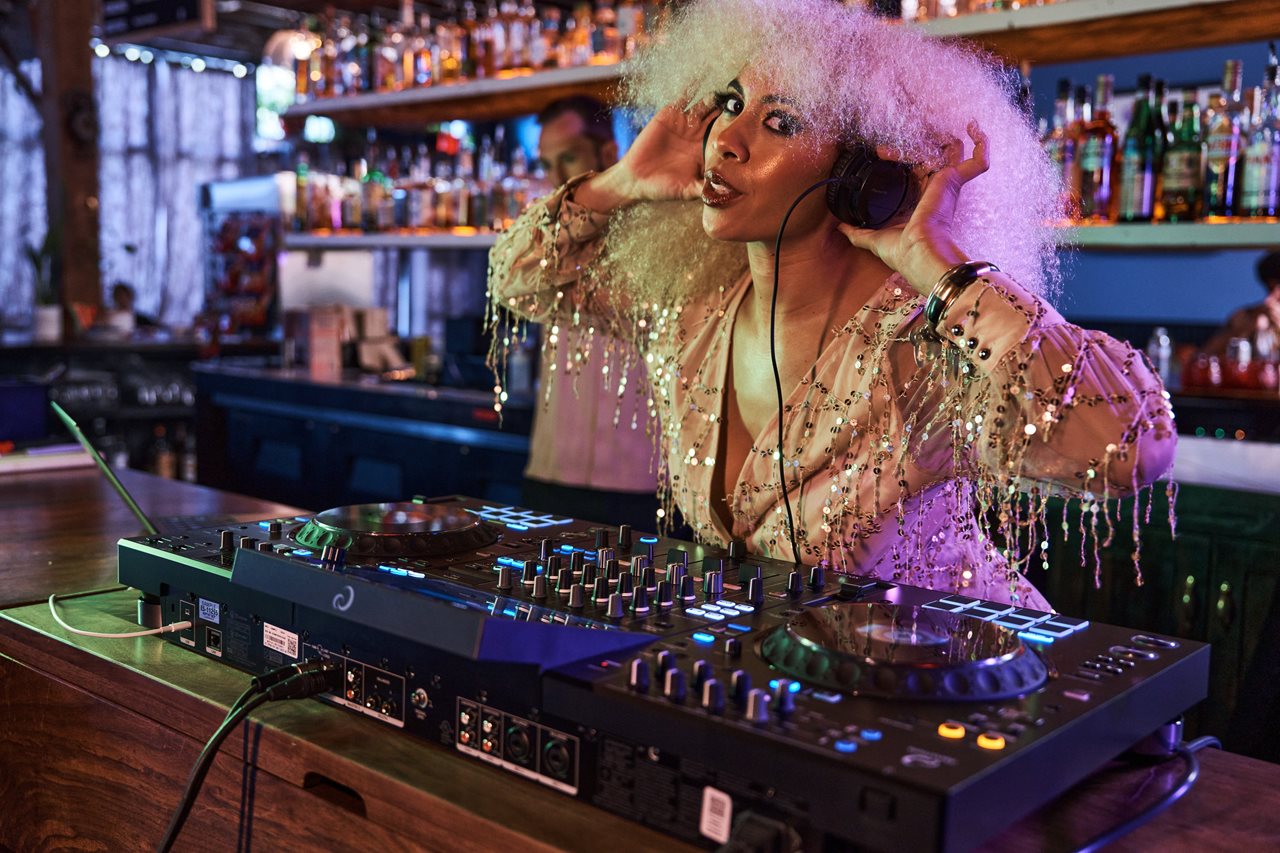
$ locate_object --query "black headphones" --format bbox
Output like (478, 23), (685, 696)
(826, 145), (918, 229)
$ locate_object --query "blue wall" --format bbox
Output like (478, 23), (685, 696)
(1029, 39), (1278, 324)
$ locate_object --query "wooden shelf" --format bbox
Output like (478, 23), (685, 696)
(1056, 220), (1280, 249)
(918, 0), (1280, 64)
(283, 231), (499, 250)
(282, 64), (620, 127)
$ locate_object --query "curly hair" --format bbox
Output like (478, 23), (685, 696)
(600, 0), (1065, 311)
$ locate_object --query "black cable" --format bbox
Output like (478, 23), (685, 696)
(157, 662), (342, 852)
(1069, 737), (1220, 853)
(770, 177), (841, 566)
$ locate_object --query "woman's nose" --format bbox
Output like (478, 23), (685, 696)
(710, 118), (747, 163)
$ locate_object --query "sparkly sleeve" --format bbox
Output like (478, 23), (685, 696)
(486, 175), (624, 329)
(933, 273), (1177, 500)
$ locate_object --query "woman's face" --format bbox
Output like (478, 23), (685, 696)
(701, 68), (840, 244)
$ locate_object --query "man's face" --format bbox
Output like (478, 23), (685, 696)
(537, 111), (616, 186)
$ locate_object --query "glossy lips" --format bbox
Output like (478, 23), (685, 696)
(701, 169), (742, 207)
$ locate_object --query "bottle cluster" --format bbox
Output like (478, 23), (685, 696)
(293, 129), (551, 234)
(900, 0), (1069, 21)
(1043, 50), (1280, 224)
(295, 0), (667, 103)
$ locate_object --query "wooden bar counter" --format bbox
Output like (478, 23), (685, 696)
(2, 470), (1280, 851)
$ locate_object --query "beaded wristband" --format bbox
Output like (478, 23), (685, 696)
(924, 261), (999, 331)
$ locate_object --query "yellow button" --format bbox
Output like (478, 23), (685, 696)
(937, 722), (966, 740)
(977, 732), (1007, 750)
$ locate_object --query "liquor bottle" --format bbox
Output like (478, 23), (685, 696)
(1064, 83), (1091, 220)
(315, 15), (341, 98)
(617, 0), (641, 58)
(411, 12), (436, 88)
(1204, 59), (1246, 217)
(437, 12), (463, 82)
(1159, 92), (1203, 222)
(1042, 79), (1077, 218)
(460, 1), (480, 79)
(1078, 74), (1118, 222)
(149, 424), (176, 480)
(534, 6), (560, 68)
(1241, 63), (1280, 218)
(295, 16), (318, 102)
(294, 154), (310, 232)
(569, 3), (594, 67)
(594, 0), (621, 63)
(362, 134), (387, 232)
(1118, 74), (1157, 222)
(1152, 79), (1174, 219)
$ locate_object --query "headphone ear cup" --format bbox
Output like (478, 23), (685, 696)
(826, 145), (917, 229)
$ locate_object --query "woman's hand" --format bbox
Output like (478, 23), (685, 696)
(836, 120), (989, 296)
(574, 99), (718, 213)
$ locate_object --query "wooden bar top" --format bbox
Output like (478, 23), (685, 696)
(0, 467), (300, 609)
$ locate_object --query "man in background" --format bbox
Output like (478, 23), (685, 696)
(521, 96), (659, 529)
(1203, 250), (1280, 358)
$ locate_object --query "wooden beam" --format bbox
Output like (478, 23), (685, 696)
(32, 0), (102, 335)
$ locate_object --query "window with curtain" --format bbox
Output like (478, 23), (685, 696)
(0, 59), (46, 331)
(96, 54), (255, 328)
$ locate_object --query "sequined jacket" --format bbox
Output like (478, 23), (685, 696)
(487, 182), (1177, 607)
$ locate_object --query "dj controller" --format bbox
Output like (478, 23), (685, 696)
(118, 496), (1209, 852)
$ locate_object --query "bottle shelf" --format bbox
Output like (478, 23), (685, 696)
(918, 0), (1280, 64)
(283, 231), (500, 250)
(1056, 220), (1280, 249)
(282, 63), (621, 127)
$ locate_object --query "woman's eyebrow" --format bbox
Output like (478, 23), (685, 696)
(727, 78), (798, 109)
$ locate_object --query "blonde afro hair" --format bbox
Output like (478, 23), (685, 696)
(602, 0), (1065, 308)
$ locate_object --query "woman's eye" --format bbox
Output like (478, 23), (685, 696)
(713, 93), (744, 115)
(765, 113), (801, 136)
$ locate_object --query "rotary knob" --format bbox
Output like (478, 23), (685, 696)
(567, 583), (586, 609)
(664, 668), (687, 704)
(809, 565), (826, 590)
(268, 520), (283, 538)
(594, 528), (610, 550)
(605, 593), (625, 619)
(556, 567), (574, 595)
(745, 689), (771, 725)
(692, 659), (713, 689)
(218, 529), (235, 551)
(539, 539), (553, 561)
(703, 570), (724, 600)
(678, 575), (697, 603)
(496, 565), (514, 592)
(592, 577), (610, 604)
(521, 560), (539, 585)
(629, 658), (650, 693)
(581, 561), (598, 587)
(656, 580), (674, 608)
(617, 524), (633, 553)
(730, 670), (752, 707)
(655, 650), (675, 673)
(747, 576), (764, 606)
(631, 585), (651, 615)
(728, 538), (748, 562)
(772, 678), (796, 718)
(701, 679), (726, 715)
(531, 574), (548, 601)
(786, 570), (804, 597)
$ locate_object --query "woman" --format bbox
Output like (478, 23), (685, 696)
(488, 0), (1176, 608)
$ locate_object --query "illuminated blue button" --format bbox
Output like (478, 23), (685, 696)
(1018, 630), (1055, 645)
(700, 611), (725, 621)
(496, 556), (524, 569)
(702, 604), (725, 612)
(388, 567), (409, 576)
(560, 544), (576, 553)
(834, 739), (858, 754)
(811, 690), (843, 704)
(861, 728), (883, 742)
(506, 523), (530, 531)
(293, 515), (311, 522)
(769, 679), (802, 693)
(687, 608), (708, 617)
(406, 570), (425, 579)
(640, 536), (659, 544)
(290, 549), (312, 557)
(715, 600), (739, 609)
(257, 521), (274, 529)
(734, 604), (756, 614)
(727, 623), (751, 633)
(501, 608), (518, 618)
(549, 517), (574, 525)
(692, 631), (716, 645)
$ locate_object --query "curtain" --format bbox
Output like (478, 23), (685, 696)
(0, 60), (46, 330)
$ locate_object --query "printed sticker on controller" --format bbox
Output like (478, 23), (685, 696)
(262, 622), (299, 659)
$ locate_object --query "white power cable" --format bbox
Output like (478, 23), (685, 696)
(48, 593), (192, 639)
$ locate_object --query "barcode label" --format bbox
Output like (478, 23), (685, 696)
(262, 622), (298, 659)
(700, 786), (732, 844)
